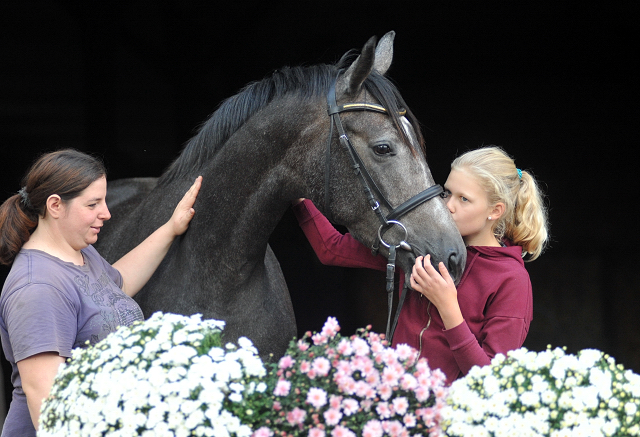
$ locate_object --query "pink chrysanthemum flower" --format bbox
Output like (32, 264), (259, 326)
(362, 420), (383, 437)
(351, 337), (370, 356)
(392, 397), (409, 416)
(331, 425), (355, 437)
(323, 408), (342, 426)
(307, 387), (328, 409)
(341, 398), (359, 416)
(321, 317), (340, 338)
(286, 407), (307, 426)
(309, 427), (326, 437)
(274, 379), (291, 396)
(337, 339), (353, 356)
(312, 357), (331, 377)
(252, 427), (274, 437)
(278, 355), (295, 369)
(375, 401), (392, 419)
(403, 412), (417, 428)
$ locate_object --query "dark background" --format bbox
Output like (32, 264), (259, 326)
(0, 0), (638, 420)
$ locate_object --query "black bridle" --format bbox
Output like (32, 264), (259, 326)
(325, 71), (444, 341)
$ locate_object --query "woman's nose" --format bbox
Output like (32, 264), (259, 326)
(100, 205), (111, 221)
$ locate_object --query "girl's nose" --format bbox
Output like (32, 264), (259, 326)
(446, 197), (454, 213)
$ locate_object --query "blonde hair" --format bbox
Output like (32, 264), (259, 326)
(451, 146), (549, 260)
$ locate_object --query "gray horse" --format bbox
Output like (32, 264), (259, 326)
(96, 32), (466, 360)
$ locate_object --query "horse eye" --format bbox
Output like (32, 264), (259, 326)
(373, 144), (392, 155)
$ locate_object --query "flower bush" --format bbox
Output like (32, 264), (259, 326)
(251, 317), (449, 437)
(442, 346), (640, 437)
(39, 312), (268, 437)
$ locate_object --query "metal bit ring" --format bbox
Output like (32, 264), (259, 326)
(377, 220), (409, 249)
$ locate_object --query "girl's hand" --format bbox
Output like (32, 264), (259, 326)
(170, 176), (202, 236)
(410, 254), (464, 329)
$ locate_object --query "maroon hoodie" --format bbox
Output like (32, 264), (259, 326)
(293, 199), (532, 384)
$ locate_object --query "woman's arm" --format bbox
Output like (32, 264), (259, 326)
(112, 176), (201, 296)
(17, 352), (66, 429)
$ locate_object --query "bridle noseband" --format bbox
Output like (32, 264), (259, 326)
(324, 71), (445, 341)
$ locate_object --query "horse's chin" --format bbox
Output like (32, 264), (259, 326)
(397, 247), (463, 287)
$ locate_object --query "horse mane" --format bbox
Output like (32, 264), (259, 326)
(158, 51), (425, 185)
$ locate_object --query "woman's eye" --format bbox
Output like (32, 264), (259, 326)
(373, 144), (392, 155)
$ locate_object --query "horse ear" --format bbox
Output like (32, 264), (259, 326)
(341, 31), (395, 97)
(373, 31), (395, 75)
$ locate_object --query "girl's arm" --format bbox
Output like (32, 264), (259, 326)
(410, 255), (464, 329)
(410, 255), (530, 375)
(292, 199), (387, 271)
(17, 352), (66, 429)
(112, 176), (201, 296)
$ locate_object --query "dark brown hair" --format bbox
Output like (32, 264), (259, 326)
(0, 149), (107, 265)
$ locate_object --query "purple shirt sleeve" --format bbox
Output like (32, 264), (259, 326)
(3, 283), (78, 362)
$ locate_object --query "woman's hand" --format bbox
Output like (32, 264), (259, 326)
(410, 254), (464, 329)
(114, 176), (203, 297)
(169, 176), (202, 236)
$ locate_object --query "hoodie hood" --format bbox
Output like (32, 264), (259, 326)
(459, 241), (524, 286)
(468, 241), (524, 263)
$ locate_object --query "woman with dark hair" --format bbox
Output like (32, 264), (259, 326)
(0, 149), (201, 435)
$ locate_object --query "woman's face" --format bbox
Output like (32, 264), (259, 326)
(58, 176), (111, 251)
(444, 168), (495, 246)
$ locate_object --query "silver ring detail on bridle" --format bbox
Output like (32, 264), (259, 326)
(377, 220), (408, 249)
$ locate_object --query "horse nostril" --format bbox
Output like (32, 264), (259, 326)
(447, 250), (463, 282)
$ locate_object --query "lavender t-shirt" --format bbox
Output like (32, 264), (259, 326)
(0, 245), (144, 436)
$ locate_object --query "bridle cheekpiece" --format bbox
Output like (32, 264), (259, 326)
(324, 71), (445, 340)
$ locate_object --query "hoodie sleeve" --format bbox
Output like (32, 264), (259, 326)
(444, 264), (532, 376)
(292, 199), (387, 271)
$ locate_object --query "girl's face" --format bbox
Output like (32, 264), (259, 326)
(58, 176), (111, 251)
(444, 168), (498, 246)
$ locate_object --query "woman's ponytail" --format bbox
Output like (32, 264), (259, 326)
(0, 193), (39, 265)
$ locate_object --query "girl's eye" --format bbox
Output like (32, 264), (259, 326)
(440, 189), (452, 199)
(460, 196), (469, 202)
(373, 144), (392, 156)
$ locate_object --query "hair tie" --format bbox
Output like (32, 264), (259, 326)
(516, 168), (522, 180)
(17, 186), (30, 207)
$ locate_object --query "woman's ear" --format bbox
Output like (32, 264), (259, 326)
(45, 194), (63, 219)
(490, 202), (506, 221)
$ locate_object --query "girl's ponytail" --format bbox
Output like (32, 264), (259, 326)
(507, 170), (548, 260)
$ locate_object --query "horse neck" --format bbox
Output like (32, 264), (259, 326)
(183, 98), (325, 271)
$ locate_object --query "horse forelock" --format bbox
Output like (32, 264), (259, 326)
(363, 72), (425, 157)
(158, 54), (423, 186)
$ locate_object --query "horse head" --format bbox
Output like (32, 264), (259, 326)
(312, 31), (466, 285)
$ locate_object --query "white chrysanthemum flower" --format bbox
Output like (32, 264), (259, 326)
(441, 347), (640, 437)
(39, 312), (265, 437)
